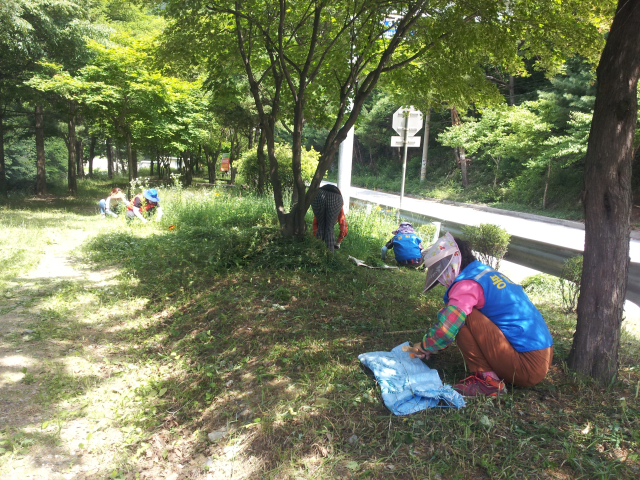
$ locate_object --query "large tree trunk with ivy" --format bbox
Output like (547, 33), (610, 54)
(0, 112), (6, 197)
(567, 0), (640, 386)
(35, 104), (46, 195)
(67, 102), (77, 196)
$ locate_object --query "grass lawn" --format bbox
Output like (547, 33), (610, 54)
(0, 176), (639, 479)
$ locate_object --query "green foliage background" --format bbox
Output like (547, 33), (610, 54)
(237, 143), (320, 191)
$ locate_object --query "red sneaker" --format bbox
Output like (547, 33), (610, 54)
(453, 374), (506, 397)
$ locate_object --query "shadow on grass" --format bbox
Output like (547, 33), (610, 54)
(2, 193), (639, 479)
(70, 222), (640, 479)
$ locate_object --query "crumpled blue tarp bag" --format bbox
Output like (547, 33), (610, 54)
(359, 342), (465, 415)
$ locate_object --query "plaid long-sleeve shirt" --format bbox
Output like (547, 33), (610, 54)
(422, 305), (467, 352)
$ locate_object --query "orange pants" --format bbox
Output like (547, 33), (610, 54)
(455, 309), (553, 387)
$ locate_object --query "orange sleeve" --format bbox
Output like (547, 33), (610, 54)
(337, 208), (347, 243)
(313, 216), (318, 236)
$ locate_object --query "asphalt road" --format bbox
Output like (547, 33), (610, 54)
(344, 185), (640, 261)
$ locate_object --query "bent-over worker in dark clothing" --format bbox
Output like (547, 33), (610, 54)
(311, 184), (347, 252)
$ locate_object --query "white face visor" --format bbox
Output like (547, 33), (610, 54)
(421, 232), (461, 292)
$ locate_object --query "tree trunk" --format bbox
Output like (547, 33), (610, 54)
(420, 109), (430, 183)
(126, 133), (133, 182)
(451, 107), (469, 188)
(106, 138), (114, 178)
(76, 138), (84, 179)
(459, 147), (468, 188)
(230, 134), (237, 184)
(248, 129), (253, 149)
(132, 149), (138, 179)
(67, 102), (77, 196)
(257, 127), (266, 194)
(184, 151), (192, 186)
(567, 0), (640, 386)
(88, 137), (96, 177)
(542, 160), (551, 210)
(35, 104), (46, 195)
(205, 145), (219, 184)
(290, 97), (308, 238)
(195, 145), (201, 175)
(203, 147), (210, 182)
(0, 112), (6, 197)
(509, 75), (515, 106)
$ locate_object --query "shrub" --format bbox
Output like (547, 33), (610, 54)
(462, 223), (511, 270)
(560, 255), (583, 313)
(521, 274), (561, 303)
(237, 143), (320, 190)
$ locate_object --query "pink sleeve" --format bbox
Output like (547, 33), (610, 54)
(446, 280), (485, 315)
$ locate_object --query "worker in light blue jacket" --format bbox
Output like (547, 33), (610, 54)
(381, 222), (424, 267)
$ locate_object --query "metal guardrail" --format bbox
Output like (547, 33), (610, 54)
(351, 198), (640, 306)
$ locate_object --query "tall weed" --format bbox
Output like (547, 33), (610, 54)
(84, 190), (436, 293)
(560, 255), (583, 313)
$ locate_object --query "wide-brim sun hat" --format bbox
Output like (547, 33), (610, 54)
(422, 232), (460, 293)
(144, 188), (159, 203)
(423, 255), (455, 293)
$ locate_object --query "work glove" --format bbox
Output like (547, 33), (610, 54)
(335, 243), (341, 249)
(381, 245), (388, 260)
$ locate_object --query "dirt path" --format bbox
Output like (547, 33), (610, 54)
(0, 228), (219, 480)
(0, 228), (112, 479)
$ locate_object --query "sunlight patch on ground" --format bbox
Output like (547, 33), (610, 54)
(0, 355), (34, 368)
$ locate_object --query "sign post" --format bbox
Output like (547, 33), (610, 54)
(337, 126), (354, 214)
(392, 106), (423, 210)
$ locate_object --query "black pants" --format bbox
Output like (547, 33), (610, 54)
(312, 189), (343, 252)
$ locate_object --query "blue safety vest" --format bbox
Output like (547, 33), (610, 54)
(444, 261), (553, 353)
(392, 234), (423, 261)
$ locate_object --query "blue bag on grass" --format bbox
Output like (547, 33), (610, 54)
(358, 342), (465, 415)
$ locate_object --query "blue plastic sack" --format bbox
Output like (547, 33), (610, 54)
(358, 342), (465, 415)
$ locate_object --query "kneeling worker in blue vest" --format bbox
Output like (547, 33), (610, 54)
(381, 222), (424, 267)
(126, 188), (163, 223)
(404, 232), (553, 397)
